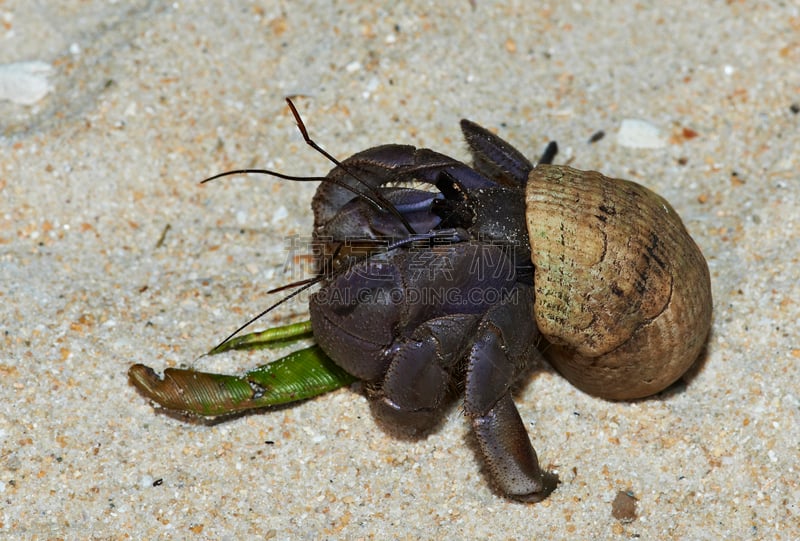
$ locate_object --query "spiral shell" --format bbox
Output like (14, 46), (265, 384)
(525, 165), (712, 400)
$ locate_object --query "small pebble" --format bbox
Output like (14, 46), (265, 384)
(617, 119), (666, 149)
(0, 61), (53, 105)
(611, 490), (638, 522)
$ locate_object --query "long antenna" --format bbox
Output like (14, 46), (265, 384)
(283, 98), (416, 234)
(201, 168), (388, 213)
(210, 275), (324, 349)
(201, 99), (416, 234)
(205, 99), (475, 349)
(208, 225), (469, 351)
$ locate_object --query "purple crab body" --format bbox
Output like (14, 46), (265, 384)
(306, 124), (559, 501)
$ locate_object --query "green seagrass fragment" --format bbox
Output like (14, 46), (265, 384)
(208, 320), (314, 355)
(129, 344), (355, 417)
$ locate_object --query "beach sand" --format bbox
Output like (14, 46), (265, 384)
(2, 1), (798, 538)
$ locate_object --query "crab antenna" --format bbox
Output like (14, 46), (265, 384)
(200, 101), (417, 234)
(211, 242), (344, 349)
(284, 98), (416, 235)
(200, 168), (388, 213)
(212, 228), (455, 349)
(201, 168), (327, 184)
(210, 275), (325, 350)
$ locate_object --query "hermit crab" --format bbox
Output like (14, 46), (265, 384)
(130, 100), (712, 502)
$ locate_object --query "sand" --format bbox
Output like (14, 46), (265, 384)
(1, 1), (798, 538)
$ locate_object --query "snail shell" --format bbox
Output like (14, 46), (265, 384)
(525, 165), (712, 400)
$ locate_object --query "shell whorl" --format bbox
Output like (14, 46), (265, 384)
(525, 165), (712, 400)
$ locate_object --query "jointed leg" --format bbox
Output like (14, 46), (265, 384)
(463, 295), (558, 501)
(372, 315), (479, 433)
(471, 393), (558, 501)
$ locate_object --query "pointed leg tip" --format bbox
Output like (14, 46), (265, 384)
(369, 396), (442, 436)
(513, 471), (560, 503)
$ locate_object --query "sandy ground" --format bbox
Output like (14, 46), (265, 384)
(2, 1), (799, 539)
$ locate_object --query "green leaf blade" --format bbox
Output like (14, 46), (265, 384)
(209, 320), (314, 354)
(129, 345), (356, 418)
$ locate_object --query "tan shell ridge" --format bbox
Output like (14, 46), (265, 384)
(525, 165), (712, 400)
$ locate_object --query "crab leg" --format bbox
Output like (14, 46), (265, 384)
(463, 293), (559, 501)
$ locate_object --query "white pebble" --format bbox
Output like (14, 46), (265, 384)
(271, 205), (288, 224)
(617, 118), (667, 149)
(0, 61), (53, 105)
